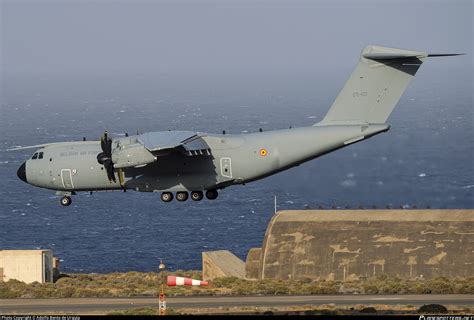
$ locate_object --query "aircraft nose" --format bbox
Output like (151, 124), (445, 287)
(17, 161), (27, 183)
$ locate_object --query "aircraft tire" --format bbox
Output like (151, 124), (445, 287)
(176, 191), (189, 202)
(205, 189), (218, 200)
(191, 191), (203, 201)
(60, 196), (72, 206)
(161, 192), (173, 202)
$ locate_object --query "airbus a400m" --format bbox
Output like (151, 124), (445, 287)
(13, 45), (460, 206)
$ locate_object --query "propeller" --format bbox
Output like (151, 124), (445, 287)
(97, 131), (116, 182)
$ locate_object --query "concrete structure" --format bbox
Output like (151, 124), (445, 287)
(255, 210), (474, 280)
(202, 250), (245, 281)
(205, 210), (474, 281)
(0, 250), (57, 283)
(245, 248), (262, 280)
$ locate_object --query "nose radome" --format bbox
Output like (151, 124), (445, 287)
(17, 161), (27, 183)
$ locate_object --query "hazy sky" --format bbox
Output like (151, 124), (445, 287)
(1, 0), (472, 76)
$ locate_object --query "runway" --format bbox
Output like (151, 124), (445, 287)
(1, 294), (473, 314)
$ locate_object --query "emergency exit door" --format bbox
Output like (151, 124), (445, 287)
(220, 157), (232, 178)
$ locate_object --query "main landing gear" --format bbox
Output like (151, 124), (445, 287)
(176, 191), (189, 202)
(160, 192), (174, 202)
(205, 189), (218, 200)
(160, 190), (218, 202)
(191, 191), (203, 201)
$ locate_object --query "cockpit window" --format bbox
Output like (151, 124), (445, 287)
(32, 153), (38, 160)
(38, 152), (44, 159)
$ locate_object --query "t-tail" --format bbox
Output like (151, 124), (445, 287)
(316, 45), (463, 126)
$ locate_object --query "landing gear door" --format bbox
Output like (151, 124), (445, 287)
(61, 169), (74, 189)
(220, 157), (232, 179)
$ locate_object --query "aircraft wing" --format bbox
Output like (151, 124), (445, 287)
(137, 131), (211, 156)
(7, 140), (99, 151)
(102, 131), (213, 169)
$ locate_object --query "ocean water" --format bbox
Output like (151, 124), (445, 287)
(0, 67), (472, 273)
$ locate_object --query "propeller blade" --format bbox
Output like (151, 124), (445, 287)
(100, 137), (105, 153)
(100, 130), (112, 156)
(100, 132), (107, 153)
(105, 137), (112, 156)
(98, 131), (115, 182)
(104, 159), (116, 182)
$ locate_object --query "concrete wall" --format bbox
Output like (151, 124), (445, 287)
(257, 210), (473, 280)
(245, 248), (262, 280)
(0, 250), (54, 283)
(202, 250), (245, 281)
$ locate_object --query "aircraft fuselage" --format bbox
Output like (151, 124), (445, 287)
(18, 124), (389, 198)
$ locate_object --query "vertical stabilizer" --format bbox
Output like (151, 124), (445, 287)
(317, 45), (428, 125)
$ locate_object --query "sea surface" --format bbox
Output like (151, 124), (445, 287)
(0, 66), (472, 273)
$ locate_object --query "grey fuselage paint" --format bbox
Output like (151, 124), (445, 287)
(22, 124), (389, 193)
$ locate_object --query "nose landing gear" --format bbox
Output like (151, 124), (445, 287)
(60, 196), (72, 206)
(57, 191), (74, 206)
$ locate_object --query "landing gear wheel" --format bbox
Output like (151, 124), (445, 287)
(176, 191), (189, 202)
(190, 191), (203, 201)
(60, 196), (72, 206)
(161, 192), (173, 202)
(205, 189), (218, 200)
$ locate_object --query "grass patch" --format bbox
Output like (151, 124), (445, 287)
(1, 272), (473, 298)
(108, 307), (158, 315)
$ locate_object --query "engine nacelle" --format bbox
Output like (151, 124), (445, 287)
(112, 143), (156, 169)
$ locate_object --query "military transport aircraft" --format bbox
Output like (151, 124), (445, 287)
(12, 45), (461, 206)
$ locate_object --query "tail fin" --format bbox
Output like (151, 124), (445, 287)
(316, 45), (462, 125)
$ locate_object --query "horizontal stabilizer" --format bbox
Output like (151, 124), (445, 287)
(428, 53), (465, 57)
(362, 46), (428, 61)
(363, 52), (464, 60)
(363, 52), (423, 60)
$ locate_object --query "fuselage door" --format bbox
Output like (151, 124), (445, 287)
(60, 169), (74, 189)
(220, 157), (232, 179)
